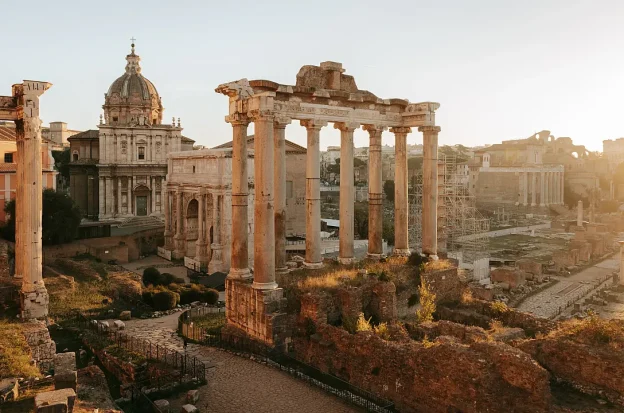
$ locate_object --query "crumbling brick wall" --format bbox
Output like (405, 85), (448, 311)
(421, 267), (464, 304)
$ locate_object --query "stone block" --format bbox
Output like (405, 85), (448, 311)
(490, 267), (526, 289)
(34, 388), (76, 413)
(54, 352), (77, 391)
(180, 404), (199, 413)
(113, 320), (125, 330)
(186, 389), (199, 403)
(98, 320), (109, 331)
(119, 311), (131, 320)
(154, 399), (170, 413)
(516, 259), (542, 277)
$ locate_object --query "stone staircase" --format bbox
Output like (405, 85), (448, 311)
(117, 216), (164, 229)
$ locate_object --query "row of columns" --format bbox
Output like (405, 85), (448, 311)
(226, 109), (441, 291)
(520, 171), (564, 206)
(98, 176), (164, 217)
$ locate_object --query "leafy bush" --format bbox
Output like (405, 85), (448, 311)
(416, 280), (436, 323)
(142, 267), (163, 286)
(203, 288), (219, 305)
(373, 322), (391, 340)
(142, 290), (154, 306)
(490, 301), (509, 315)
(161, 272), (176, 285)
(152, 290), (179, 311)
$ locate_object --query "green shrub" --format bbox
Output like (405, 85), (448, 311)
(152, 290), (179, 311)
(141, 290), (154, 306)
(202, 288), (219, 305)
(142, 267), (163, 286)
(174, 276), (186, 284)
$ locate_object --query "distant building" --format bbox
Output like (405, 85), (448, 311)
(41, 122), (81, 149)
(0, 123), (57, 223)
(68, 130), (100, 219)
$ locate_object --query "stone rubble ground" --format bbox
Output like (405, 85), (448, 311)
(123, 312), (361, 413)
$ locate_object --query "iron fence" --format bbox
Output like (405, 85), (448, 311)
(178, 308), (396, 412)
(76, 315), (207, 384)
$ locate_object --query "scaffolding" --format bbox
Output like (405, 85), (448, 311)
(408, 155), (490, 264)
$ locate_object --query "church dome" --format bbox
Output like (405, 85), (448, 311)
(102, 43), (164, 126)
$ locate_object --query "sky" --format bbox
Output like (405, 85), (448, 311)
(2, 0), (623, 152)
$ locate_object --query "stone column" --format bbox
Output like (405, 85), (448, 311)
(196, 193), (207, 265)
(16, 81), (51, 319)
(164, 189), (173, 250)
(251, 111), (276, 289)
(117, 177), (122, 216)
(560, 172), (565, 205)
(523, 171), (528, 206)
(106, 177), (113, 216)
(151, 177), (156, 215)
(391, 127), (411, 255)
(208, 194), (224, 274)
(540, 171), (546, 207)
(174, 189), (185, 258)
(577, 199), (583, 227)
(364, 125), (385, 259)
(274, 117), (290, 275)
(301, 120), (327, 269)
(619, 241), (624, 286)
(420, 126), (441, 258)
(227, 114), (251, 279)
(335, 122), (359, 264)
(98, 177), (105, 219)
(531, 172), (537, 206)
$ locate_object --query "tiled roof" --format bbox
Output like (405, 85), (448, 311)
(0, 124), (16, 142)
(67, 130), (99, 140)
(0, 164), (16, 172)
(181, 135), (195, 143)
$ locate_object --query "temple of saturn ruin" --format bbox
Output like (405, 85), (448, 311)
(0, 80), (51, 319)
(215, 61), (440, 344)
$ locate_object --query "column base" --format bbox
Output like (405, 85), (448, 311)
(337, 257), (355, 265)
(303, 261), (323, 270)
(366, 253), (382, 261)
(426, 254), (439, 261)
(276, 266), (289, 275)
(21, 284), (49, 320)
(252, 281), (278, 290)
(540, 203), (545, 207)
(228, 267), (252, 280)
(531, 203), (536, 207)
(393, 248), (411, 257)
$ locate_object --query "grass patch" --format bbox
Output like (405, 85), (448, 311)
(190, 313), (226, 334)
(551, 315), (624, 349)
(0, 320), (41, 379)
(423, 259), (454, 273)
(296, 269), (364, 291)
(49, 282), (111, 320)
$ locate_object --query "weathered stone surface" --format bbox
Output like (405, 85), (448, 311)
(22, 321), (55, 366)
(516, 259), (542, 277)
(0, 378), (18, 403)
(119, 310), (132, 321)
(113, 320), (125, 330)
(421, 267), (464, 304)
(54, 352), (77, 391)
(491, 327), (526, 343)
(34, 388), (76, 413)
(186, 389), (199, 403)
(406, 320), (489, 344)
(491, 267), (527, 289)
(369, 281), (397, 322)
(570, 241), (592, 263)
(295, 324), (551, 413)
(154, 399), (170, 412)
(553, 249), (579, 272)
(180, 404), (198, 413)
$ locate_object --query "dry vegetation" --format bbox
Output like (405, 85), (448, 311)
(423, 259), (454, 272)
(0, 320), (41, 379)
(549, 314), (624, 349)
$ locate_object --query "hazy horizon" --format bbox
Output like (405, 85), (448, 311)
(2, 0), (623, 152)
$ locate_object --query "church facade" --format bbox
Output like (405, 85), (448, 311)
(97, 43), (193, 221)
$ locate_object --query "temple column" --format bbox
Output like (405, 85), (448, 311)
(420, 126), (441, 258)
(173, 188), (185, 258)
(531, 172), (537, 206)
(364, 124), (385, 259)
(208, 194), (224, 274)
(560, 172), (565, 205)
(335, 122), (359, 264)
(552, 172), (556, 205)
(274, 117), (291, 275)
(540, 171), (546, 207)
(523, 171), (528, 206)
(391, 127), (411, 256)
(196, 192), (207, 266)
(106, 177), (113, 216)
(301, 119), (327, 268)
(577, 199), (583, 227)
(16, 81), (51, 319)
(117, 177), (122, 216)
(98, 177), (105, 219)
(164, 188), (173, 250)
(227, 114), (251, 279)
(251, 110), (276, 289)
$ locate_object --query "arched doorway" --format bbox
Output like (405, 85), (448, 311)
(134, 185), (150, 216)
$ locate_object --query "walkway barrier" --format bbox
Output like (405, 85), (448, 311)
(178, 308), (396, 413)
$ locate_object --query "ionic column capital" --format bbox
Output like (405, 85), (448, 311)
(300, 119), (328, 130)
(390, 126), (412, 135)
(334, 122), (360, 132)
(362, 124), (387, 135)
(248, 109), (274, 122)
(225, 113), (250, 126)
(418, 125), (441, 134)
(274, 116), (291, 129)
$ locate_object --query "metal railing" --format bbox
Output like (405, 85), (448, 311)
(178, 308), (396, 412)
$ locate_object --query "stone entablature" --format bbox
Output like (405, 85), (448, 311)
(163, 149), (255, 273)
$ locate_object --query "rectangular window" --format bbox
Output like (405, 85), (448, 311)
(138, 147), (145, 160)
(4, 153), (13, 163)
(286, 181), (293, 199)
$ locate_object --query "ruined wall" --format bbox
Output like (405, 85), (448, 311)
(294, 324), (551, 413)
(421, 267), (464, 304)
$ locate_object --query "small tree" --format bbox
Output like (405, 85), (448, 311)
(2, 189), (81, 245)
(353, 202), (368, 239)
(383, 180), (395, 202)
(416, 280), (436, 323)
(142, 267), (163, 286)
